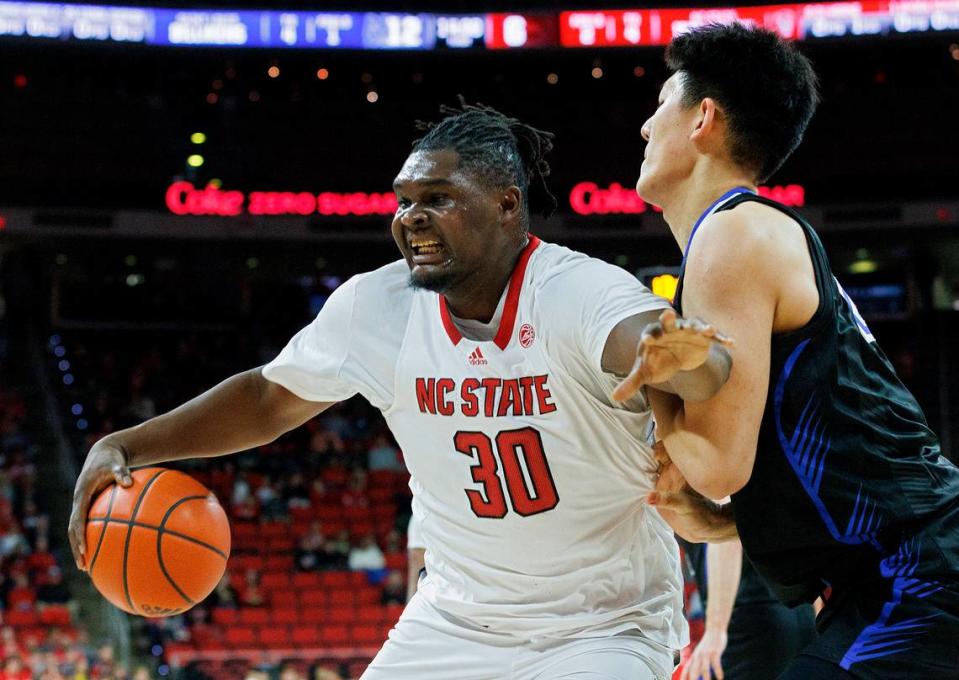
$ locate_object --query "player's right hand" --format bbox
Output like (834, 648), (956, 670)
(68, 438), (134, 572)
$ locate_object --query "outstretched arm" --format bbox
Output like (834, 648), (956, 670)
(640, 211), (777, 499)
(682, 539), (743, 680)
(68, 367), (332, 570)
(603, 308), (734, 403)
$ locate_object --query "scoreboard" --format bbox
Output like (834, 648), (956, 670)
(0, 1), (957, 50)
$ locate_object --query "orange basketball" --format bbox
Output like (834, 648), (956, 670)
(84, 467), (231, 617)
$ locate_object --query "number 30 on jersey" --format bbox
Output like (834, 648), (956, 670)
(454, 427), (560, 518)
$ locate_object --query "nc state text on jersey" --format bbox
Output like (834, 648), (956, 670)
(415, 376), (558, 417)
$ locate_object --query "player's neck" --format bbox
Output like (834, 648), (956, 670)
(661, 164), (756, 255)
(443, 243), (525, 323)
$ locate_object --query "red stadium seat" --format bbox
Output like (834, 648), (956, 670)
(348, 571), (368, 587)
(261, 571), (290, 589)
(357, 605), (388, 624)
(290, 506), (314, 523)
(268, 536), (295, 552)
(329, 590), (354, 607)
(212, 608), (239, 625)
(39, 605), (72, 626)
(320, 572), (351, 588)
(292, 572), (322, 588)
(5, 609), (38, 627)
(272, 608), (298, 625)
(291, 625), (321, 647)
(367, 471), (395, 489)
(350, 521), (375, 536)
(264, 554), (293, 570)
(239, 608), (269, 625)
(258, 626), (290, 648)
(384, 553), (406, 571)
(356, 587), (380, 605)
(300, 608), (327, 625)
(224, 626), (256, 647)
(367, 488), (393, 504)
(271, 589), (298, 608)
(352, 624), (383, 646)
(327, 607), (354, 625)
(385, 603), (404, 623)
(300, 589), (326, 608)
(261, 522), (287, 538)
(315, 505), (343, 521)
(320, 624), (350, 646)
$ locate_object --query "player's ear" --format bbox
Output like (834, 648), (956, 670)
(499, 186), (523, 224)
(690, 97), (719, 150)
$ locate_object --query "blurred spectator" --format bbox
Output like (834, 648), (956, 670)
(6, 572), (35, 610)
(311, 667), (344, 680)
(380, 570), (406, 606)
(348, 534), (385, 576)
(279, 663), (306, 680)
(367, 434), (404, 472)
(91, 644), (117, 678)
(231, 472), (252, 507)
(341, 470), (369, 510)
(295, 522), (326, 572)
(233, 495), (258, 521)
(208, 572), (238, 609)
(238, 569), (265, 607)
(254, 476), (287, 521)
(0, 656), (31, 680)
(27, 536), (57, 579)
(131, 666), (152, 680)
(37, 566), (71, 605)
(284, 472), (311, 509)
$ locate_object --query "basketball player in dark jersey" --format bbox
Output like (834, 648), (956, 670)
(680, 538), (816, 679)
(614, 23), (959, 679)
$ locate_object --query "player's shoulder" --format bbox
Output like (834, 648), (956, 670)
(529, 239), (639, 293)
(333, 259), (414, 326)
(694, 200), (805, 267)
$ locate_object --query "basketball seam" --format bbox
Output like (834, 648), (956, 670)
(88, 484), (119, 574)
(155, 494), (214, 607)
(122, 469), (167, 613)
(87, 517), (228, 560)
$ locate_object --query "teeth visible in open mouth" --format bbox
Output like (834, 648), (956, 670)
(411, 240), (442, 255)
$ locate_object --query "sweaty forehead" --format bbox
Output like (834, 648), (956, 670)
(393, 148), (464, 189)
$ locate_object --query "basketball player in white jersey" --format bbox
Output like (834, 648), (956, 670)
(69, 102), (734, 679)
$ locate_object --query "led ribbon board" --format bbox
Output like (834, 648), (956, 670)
(2, 2), (953, 49)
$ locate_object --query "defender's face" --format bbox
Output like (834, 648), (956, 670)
(391, 149), (503, 294)
(636, 73), (700, 204)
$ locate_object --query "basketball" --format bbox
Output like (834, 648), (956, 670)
(84, 467), (231, 617)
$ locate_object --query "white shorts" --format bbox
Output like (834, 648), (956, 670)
(361, 593), (674, 680)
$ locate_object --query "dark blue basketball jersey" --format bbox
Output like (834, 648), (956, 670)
(673, 191), (959, 605)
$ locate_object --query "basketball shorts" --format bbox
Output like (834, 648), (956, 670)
(779, 574), (959, 679)
(361, 592), (675, 680)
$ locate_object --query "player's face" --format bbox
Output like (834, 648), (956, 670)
(636, 73), (700, 205)
(392, 149), (509, 294)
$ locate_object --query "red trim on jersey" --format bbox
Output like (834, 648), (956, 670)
(438, 295), (463, 345)
(494, 235), (540, 350)
(438, 235), (541, 349)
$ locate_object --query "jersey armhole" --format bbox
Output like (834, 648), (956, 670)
(718, 194), (837, 342)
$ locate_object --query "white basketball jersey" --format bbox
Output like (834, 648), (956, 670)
(264, 237), (687, 649)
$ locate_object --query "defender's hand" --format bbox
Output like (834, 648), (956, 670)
(613, 309), (733, 402)
(682, 628), (728, 680)
(68, 439), (133, 572)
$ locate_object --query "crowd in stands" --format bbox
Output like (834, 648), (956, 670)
(0, 369), (140, 679)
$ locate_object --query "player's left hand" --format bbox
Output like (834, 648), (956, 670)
(612, 309), (733, 402)
(681, 628), (728, 680)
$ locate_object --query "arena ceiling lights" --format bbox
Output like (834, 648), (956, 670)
(0, 1), (957, 50)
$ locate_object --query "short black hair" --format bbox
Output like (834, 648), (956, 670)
(665, 23), (819, 182)
(412, 99), (558, 224)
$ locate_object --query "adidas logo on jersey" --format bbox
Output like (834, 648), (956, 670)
(467, 347), (488, 366)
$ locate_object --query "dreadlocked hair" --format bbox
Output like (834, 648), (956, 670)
(413, 99), (558, 222)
